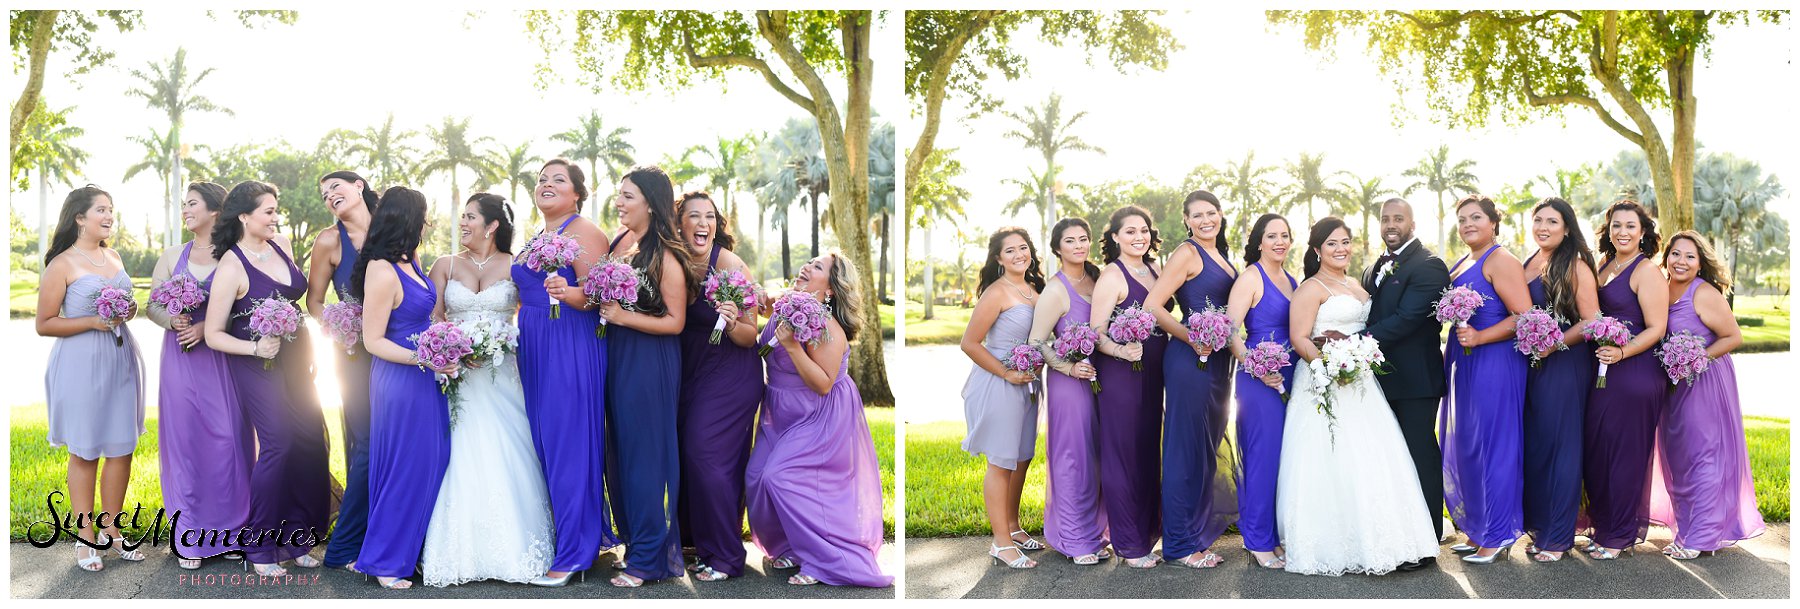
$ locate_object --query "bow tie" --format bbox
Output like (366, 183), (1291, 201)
(1377, 251), (1399, 268)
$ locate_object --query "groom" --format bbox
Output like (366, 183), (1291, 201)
(1325, 198), (1449, 570)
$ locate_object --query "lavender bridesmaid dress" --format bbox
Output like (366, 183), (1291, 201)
(157, 243), (252, 558)
(1042, 272), (1109, 558)
(1161, 240), (1239, 560)
(223, 244), (330, 564)
(960, 304), (1039, 469)
(1439, 244), (1526, 549)
(1236, 262), (1297, 553)
(745, 324), (892, 587)
(355, 261), (450, 579)
(676, 244), (763, 577)
(45, 270), (146, 459)
(1093, 260), (1166, 560)
(1648, 280), (1765, 551)
(1582, 254), (1667, 549)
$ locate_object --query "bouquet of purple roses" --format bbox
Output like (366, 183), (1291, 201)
(1107, 305), (1156, 371)
(1053, 322), (1103, 394)
(1184, 302), (1232, 370)
(1434, 285), (1486, 355)
(519, 232), (582, 319)
(1656, 330), (1712, 386)
(320, 299), (364, 358)
(412, 321), (475, 420)
(583, 259), (641, 338)
(1005, 343), (1046, 402)
(244, 294), (302, 370)
(702, 269), (758, 345)
(760, 289), (830, 357)
(94, 285), (136, 347)
(150, 274), (206, 351)
(1243, 336), (1294, 401)
(1584, 315), (1633, 388)
(1512, 307), (1565, 368)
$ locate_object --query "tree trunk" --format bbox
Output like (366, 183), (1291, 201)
(10, 10), (58, 156)
(903, 11), (1002, 229)
(1664, 40), (1697, 234)
(780, 220), (791, 280)
(922, 220), (935, 320)
(168, 127), (182, 247)
(878, 213), (889, 303)
(809, 191), (820, 257)
(1437, 189), (1449, 250)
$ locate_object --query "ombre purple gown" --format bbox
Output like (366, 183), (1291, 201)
(1161, 240), (1238, 560)
(676, 244), (763, 577)
(1440, 244), (1525, 548)
(1042, 272), (1109, 558)
(1521, 254), (1592, 553)
(511, 216), (618, 573)
(1094, 260), (1166, 560)
(1648, 280), (1765, 550)
(1583, 254), (1667, 549)
(355, 261), (450, 579)
(745, 324), (892, 587)
(223, 244), (330, 564)
(323, 221), (373, 569)
(1236, 262), (1297, 553)
(158, 243), (252, 558)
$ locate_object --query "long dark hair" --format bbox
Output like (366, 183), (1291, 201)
(1596, 199), (1661, 261)
(350, 187), (429, 301)
(1242, 213), (1289, 268)
(1101, 205), (1161, 265)
(211, 181), (281, 261)
(1183, 190), (1230, 261)
(1049, 217), (1101, 282)
(621, 165), (696, 316)
(1664, 230), (1733, 296)
(976, 226), (1047, 296)
(1303, 216), (1351, 279)
(467, 193), (516, 254)
(45, 186), (112, 266)
(1531, 198), (1596, 322)
(319, 170), (379, 214)
(679, 190), (737, 251)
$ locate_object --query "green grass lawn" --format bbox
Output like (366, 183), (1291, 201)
(10, 404), (896, 540)
(12, 278), (153, 320)
(905, 416), (1790, 538)
(899, 301), (974, 346)
(1733, 294), (1789, 354)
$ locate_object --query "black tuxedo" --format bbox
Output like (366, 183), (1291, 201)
(1362, 240), (1450, 539)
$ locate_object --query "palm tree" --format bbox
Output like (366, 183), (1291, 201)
(763, 118), (829, 257)
(1334, 172), (1391, 266)
(907, 148), (969, 320)
(347, 113), (418, 186)
(1190, 150), (1279, 235)
(1695, 154), (1786, 302)
(483, 140), (542, 227)
(416, 116), (498, 229)
(124, 47), (233, 247)
(551, 110), (635, 216)
(868, 123), (897, 303)
(122, 127), (207, 217)
(1002, 92), (1105, 240)
(1000, 165), (1057, 221)
(1278, 152), (1340, 228)
(21, 103), (88, 259)
(1401, 144), (1480, 248)
(695, 134), (759, 261)
(745, 136), (803, 279)
(1494, 184), (1539, 251)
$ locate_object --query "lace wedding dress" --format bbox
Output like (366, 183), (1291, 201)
(1275, 289), (1440, 576)
(420, 279), (556, 586)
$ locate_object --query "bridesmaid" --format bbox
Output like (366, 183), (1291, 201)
(1145, 191), (1239, 569)
(745, 253), (893, 587)
(960, 227), (1046, 569)
(600, 165), (693, 587)
(1089, 205), (1167, 568)
(147, 182), (250, 568)
(1519, 198), (1598, 562)
(36, 185), (147, 572)
(1225, 213), (1298, 569)
(350, 187), (454, 589)
(1649, 231), (1765, 558)
(514, 158), (617, 586)
(1440, 194), (1531, 563)
(1583, 199), (1669, 560)
(673, 190), (763, 582)
(1027, 218), (1109, 565)
(305, 170), (379, 571)
(202, 181), (331, 577)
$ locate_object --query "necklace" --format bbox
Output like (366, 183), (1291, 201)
(460, 250), (496, 270)
(1003, 276), (1036, 302)
(1320, 272), (1355, 291)
(1609, 253), (1638, 274)
(245, 242), (273, 262)
(71, 246), (106, 268)
(1125, 262), (1150, 277)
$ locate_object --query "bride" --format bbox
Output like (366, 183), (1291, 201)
(1275, 217), (1439, 576)
(419, 194), (555, 586)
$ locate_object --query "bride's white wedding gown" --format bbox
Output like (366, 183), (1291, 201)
(420, 279), (555, 586)
(1275, 290), (1440, 576)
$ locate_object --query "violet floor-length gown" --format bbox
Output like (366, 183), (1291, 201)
(1440, 244), (1526, 549)
(1093, 260), (1167, 560)
(676, 244), (763, 577)
(323, 221), (373, 569)
(158, 243), (252, 558)
(1042, 271), (1110, 558)
(1236, 262), (1297, 553)
(1520, 254), (1591, 553)
(1161, 239), (1239, 560)
(1582, 254), (1667, 549)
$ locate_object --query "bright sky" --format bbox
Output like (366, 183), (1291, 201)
(904, 7), (1796, 260)
(8, 8), (894, 245)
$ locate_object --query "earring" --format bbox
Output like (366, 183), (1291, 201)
(825, 294), (833, 307)
(486, 230), (494, 240)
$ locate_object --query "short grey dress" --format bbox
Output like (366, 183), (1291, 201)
(961, 304), (1040, 470)
(45, 271), (146, 459)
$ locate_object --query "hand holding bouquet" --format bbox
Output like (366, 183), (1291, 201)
(1307, 334), (1390, 440)
(1005, 343), (1046, 401)
(94, 285), (136, 347)
(1243, 337), (1294, 401)
(1184, 303), (1232, 369)
(583, 259), (641, 337)
(244, 295), (302, 369)
(412, 322), (474, 423)
(1434, 285), (1486, 355)
(320, 299), (364, 358)
(1584, 315), (1633, 388)
(760, 289), (830, 357)
(520, 233), (582, 319)
(1053, 322), (1103, 394)
(1513, 307), (1564, 368)
(703, 269), (758, 344)
(149, 274), (205, 350)
(1107, 305), (1156, 372)
(1656, 330), (1712, 386)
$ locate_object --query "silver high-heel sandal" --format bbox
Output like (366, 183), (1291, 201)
(1123, 554), (1162, 569)
(1173, 550), (1224, 569)
(1664, 543), (1711, 561)
(1462, 544), (1513, 564)
(768, 556), (799, 570)
(1010, 530), (1044, 551)
(76, 544), (104, 572)
(109, 538), (146, 562)
(1248, 550), (1286, 569)
(530, 570), (584, 587)
(1449, 542), (1478, 553)
(990, 544), (1036, 569)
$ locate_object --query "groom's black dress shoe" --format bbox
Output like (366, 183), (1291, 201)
(1397, 557), (1436, 572)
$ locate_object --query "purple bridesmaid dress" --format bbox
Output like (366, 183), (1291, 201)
(1582, 254), (1668, 549)
(1647, 280), (1765, 550)
(1093, 259), (1167, 560)
(1520, 253), (1592, 553)
(1440, 244), (1527, 548)
(745, 324), (892, 587)
(323, 221), (373, 568)
(223, 244), (331, 564)
(1161, 239), (1239, 560)
(158, 242), (253, 558)
(675, 244), (763, 576)
(1042, 271), (1110, 558)
(1236, 262), (1297, 553)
